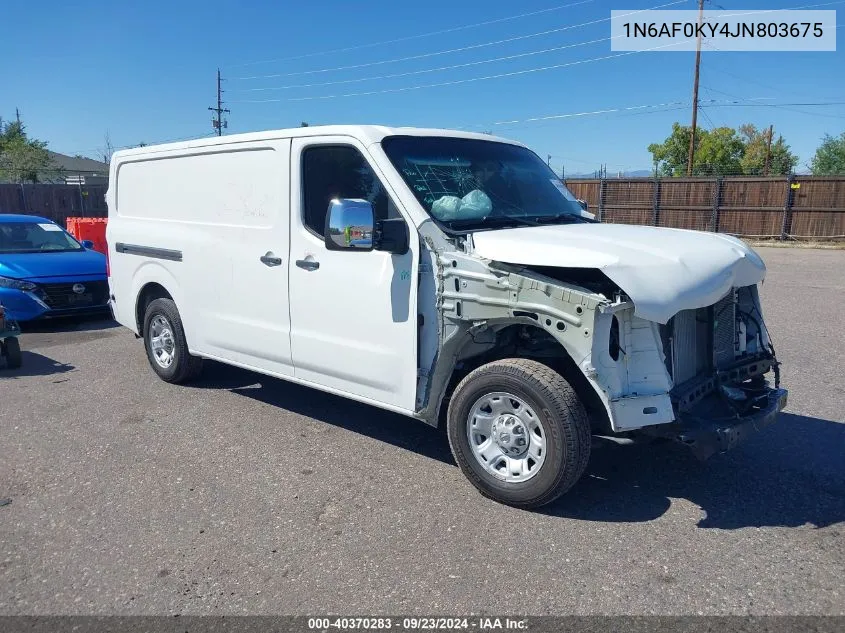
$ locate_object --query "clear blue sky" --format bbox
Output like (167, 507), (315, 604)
(2, 0), (842, 174)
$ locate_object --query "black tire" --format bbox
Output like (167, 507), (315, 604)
(446, 358), (590, 509)
(2, 337), (22, 369)
(142, 298), (203, 384)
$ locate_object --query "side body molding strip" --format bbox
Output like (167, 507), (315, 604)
(115, 243), (183, 262)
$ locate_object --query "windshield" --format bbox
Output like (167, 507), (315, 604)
(382, 136), (588, 231)
(0, 221), (83, 254)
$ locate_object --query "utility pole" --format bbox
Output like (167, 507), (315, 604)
(686, 0), (705, 176)
(763, 124), (774, 176)
(15, 108), (21, 125)
(547, 154), (552, 167)
(208, 68), (229, 136)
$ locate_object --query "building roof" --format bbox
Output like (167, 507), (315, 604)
(47, 151), (109, 174)
(113, 125), (525, 160)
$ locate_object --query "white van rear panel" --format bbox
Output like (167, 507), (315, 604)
(107, 139), (294, 376)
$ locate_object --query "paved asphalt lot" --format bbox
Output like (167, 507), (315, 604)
(1, 246), (843, 616)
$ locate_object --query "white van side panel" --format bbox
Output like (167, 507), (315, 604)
(109, 140), (294, 375)
(116, 148), (279, 225)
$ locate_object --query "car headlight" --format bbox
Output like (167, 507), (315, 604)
(0, 276), (37, 291)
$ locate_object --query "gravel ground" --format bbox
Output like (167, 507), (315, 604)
(1, 246), (843, 616)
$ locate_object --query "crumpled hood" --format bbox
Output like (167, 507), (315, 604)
(470, 223), (766, 324)
(0, 249), (107, 280)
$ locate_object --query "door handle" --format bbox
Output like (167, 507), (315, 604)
(295, 259), (320, 271)
(260, 253), (283, 267)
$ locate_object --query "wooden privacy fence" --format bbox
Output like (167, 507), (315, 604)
(566, 176), (845, 240)
(0, 183), (108, 227)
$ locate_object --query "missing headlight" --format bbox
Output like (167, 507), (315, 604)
(609, 315), (621, 361)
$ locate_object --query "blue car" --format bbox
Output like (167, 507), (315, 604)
(0, 214), (109, 322)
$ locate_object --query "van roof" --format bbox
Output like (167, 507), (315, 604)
(111, 125), (525, 160)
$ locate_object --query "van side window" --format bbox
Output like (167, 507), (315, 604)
(302, 145), (390, 236)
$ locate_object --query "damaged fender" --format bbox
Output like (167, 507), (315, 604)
(413, 221), (673, 432)
(470, 223), (767, 324)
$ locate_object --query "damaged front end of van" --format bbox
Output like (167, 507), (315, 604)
(415, 221), (787, 461)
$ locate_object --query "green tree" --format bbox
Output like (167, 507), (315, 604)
(695, 126), (744, 176)
(649, 122), (802, 177)
(810, 132), (845, 175)
(739, 124), (798, 175)
(647, 122), (694, 176)
(0, 116), (55, 183)
(648, 123), (744, 176)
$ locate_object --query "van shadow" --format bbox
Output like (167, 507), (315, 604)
(191, 361), (845, 529)
(194, 361), (454, 465)
(0, 351), (76, 378)
(546, 413), (845, 530)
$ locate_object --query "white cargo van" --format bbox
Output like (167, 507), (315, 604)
(106, 125), (786, 508)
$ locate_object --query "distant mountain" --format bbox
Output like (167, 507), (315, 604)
(564, 169), (654, 179)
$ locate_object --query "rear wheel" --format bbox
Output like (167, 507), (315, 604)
(2, 337), (22, 369)
(446, 358), (590, 509)
(142, 298), (203, 383)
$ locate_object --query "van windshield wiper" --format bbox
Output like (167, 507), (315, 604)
(446, 215), (540, 230)
(526, 212), (586, 225)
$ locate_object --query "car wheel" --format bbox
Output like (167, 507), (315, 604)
(2, 337), (22, 370)
(142, 298), (203, 383)
(447, 358), (590, 509)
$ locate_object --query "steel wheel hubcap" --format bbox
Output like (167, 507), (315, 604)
(149, 315), (176, 369)
(466, 392), (547, 482)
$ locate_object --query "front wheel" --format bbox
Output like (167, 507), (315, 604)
(446, 358), (591, 509)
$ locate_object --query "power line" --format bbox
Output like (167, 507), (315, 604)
(698, 0), (842, 18)
(765, 106), (845, 120)
(705, 66), (837, 103)
(702, 84), (845, 119)
(491, 100), (691, 125)
(231, 0), (689, 81)
(230, 1), (836, 103)
(226, 0), (596, 69)
(485, 97), (776, 128)
(231, 39), (696, 104)
(710, 101), (845, 108)
(231, 0), (835, 82)
(233, 35), (617, 93)
(699, 106), (718, 130)
(64, 132), (216, 157)
(501, 100), (844, 132)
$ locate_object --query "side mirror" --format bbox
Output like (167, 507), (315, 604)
(577, 199), (588, 212)
(325, 199), (374, 251)
(375, 218), (409, 255)
(81, 240), (94, 249)
(324, 199), (409, 255)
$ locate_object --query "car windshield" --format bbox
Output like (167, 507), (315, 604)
(382, 135), (589, 231)
(0, 221), (82, 254)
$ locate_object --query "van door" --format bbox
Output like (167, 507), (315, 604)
(288, 137), (418, 410)
(190, 140), (294, 377)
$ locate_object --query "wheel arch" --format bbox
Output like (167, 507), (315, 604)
(431, 321), (612, 434)
(135, 282), (173, 334)
(130, 263), (185, 336)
